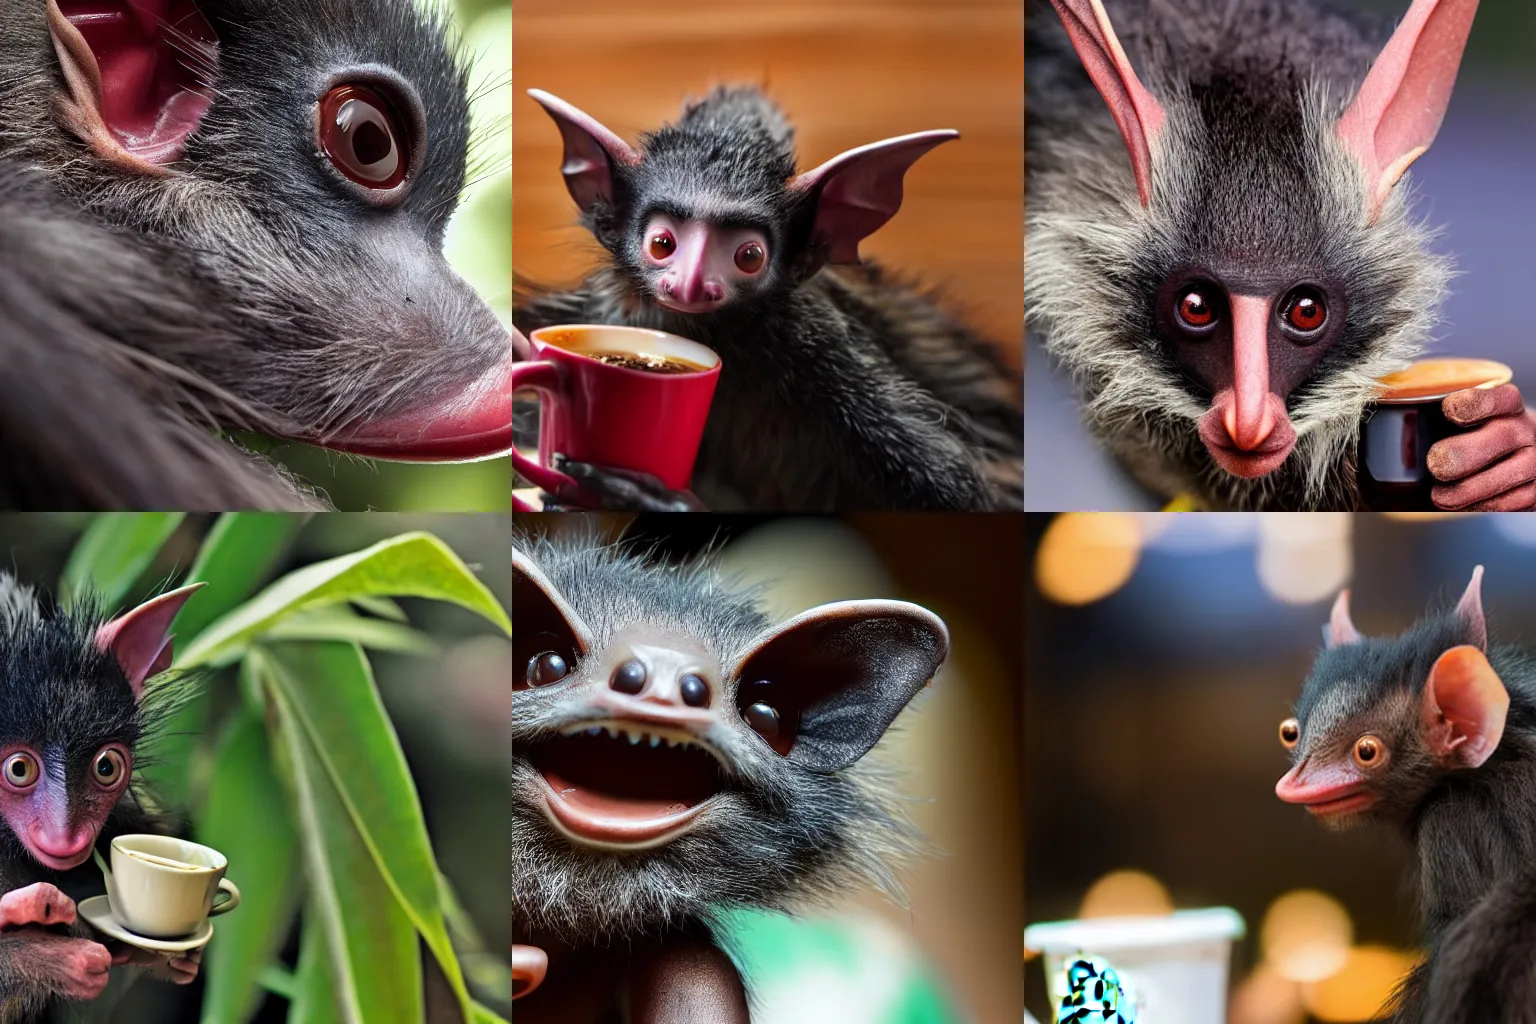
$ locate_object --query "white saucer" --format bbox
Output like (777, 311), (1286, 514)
(78, 896), (212, 953)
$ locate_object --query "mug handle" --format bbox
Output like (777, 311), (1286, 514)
(209, 878), (241, 917)
(512, 944), (549, 1000)
(512, 360), (582, 497)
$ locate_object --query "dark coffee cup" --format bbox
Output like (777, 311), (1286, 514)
(1358, 358), (1513, 511)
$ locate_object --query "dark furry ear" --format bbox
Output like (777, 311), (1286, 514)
(526, 89), (640, 214)
(95, 582), (205, 697)
(732, 600), (948, 771)
(47, 0), (219, 173)
(513, 548), (591, 689)
(789, 132), (959, 264)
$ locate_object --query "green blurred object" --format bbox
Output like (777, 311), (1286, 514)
(720, 909), (962, 1024)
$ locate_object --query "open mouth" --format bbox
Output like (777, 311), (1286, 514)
(526, 720), (727, 850)
(306, 350), (513, 463)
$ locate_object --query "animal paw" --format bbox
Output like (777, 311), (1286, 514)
(110, 941), (203, 984)
(48, 937), (112, 1001)
(0, 882), (76, 929)
(548, 455), (706, 512)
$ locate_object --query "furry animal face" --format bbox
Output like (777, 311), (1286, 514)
(512, 534), (946, 944)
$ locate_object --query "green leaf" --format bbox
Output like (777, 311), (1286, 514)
(352, 596), (408, 622)
(265, 608), (438, 656)
(175, 513), (309, 643)
(181, 532), (510, 668)
(257, 966), (297, 1001)
(261, 642), (472, 1017)
(61, 513), (185, 609)
(469, 1004), (511, 1024)
(197, 709), (301, 1024)
(289, 908), (342, 1024)
(266, 652), (423, 1024)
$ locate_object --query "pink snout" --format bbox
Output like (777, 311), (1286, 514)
(659, 273), (723, 306)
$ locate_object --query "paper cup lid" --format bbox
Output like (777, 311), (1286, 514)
(1025, 908), (1246, 955)
(1373, 358), (1512, 404)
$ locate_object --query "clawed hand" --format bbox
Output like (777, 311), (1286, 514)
(109, 941), (203, 985)
(1430, 384), (1536, 511)
(539, 455), (707, 512)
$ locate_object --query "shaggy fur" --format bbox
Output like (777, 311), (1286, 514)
(515, 86), (1022, 512)
(1287, 592), (1536, 1022)
(511, 532), (924, 949)
(0, 0), (504, 509)
(0, 575), (186, 1022)
(1026, 0), (1453, 509)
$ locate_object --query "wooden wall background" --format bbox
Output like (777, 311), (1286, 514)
(512, 0), (1024, 370)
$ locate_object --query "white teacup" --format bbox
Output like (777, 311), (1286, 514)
(104, 835), (241, 939)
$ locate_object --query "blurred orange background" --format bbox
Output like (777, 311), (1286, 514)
(512, 0), (1024, 368)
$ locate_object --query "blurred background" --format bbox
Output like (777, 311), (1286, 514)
(1027, 1), (1536, 509)
(0, 514), (510, 1023)
(514, 513), (1023, 1024)
(1024, 511), (1536, 1023)
(263, 0), (511, 511)
(512, 0), (1023, 368)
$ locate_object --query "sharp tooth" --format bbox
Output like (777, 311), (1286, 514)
(586, 726), (602, 737)
(604, 726), (617, 739)
(628, 731), (641, 745)
(650, 735), (661, 748)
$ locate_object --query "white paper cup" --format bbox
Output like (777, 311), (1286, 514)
(1025, 908), (1246, 1024)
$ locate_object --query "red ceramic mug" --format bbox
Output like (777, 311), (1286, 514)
(512, 325), (722, 507)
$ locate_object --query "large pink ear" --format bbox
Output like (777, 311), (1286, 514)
(1422, 644), (1507, 768)
(47, 0), (219, 174)
(1326, 589), (1363, 647)
(730, 600), (948, 771)
(1045, 0), (1166, 206)
(1455, 565), (1487, 651)
(526, 89), (640, 214)
(788, 130), (959, 264)
(94, 582), (206, 697)
(1335, 0), (1478, 222)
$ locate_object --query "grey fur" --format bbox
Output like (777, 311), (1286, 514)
(1026, 0), (1453, 509)
(511, 531), (924, 948)
(1289, 592), (1536, 1022)
(515, 85), (1022, 511)
(0, 0), (504, 510)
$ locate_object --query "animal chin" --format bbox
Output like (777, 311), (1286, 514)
(1197, 408), (1297, 479)
(1301, 790), (1378, 823)
(302, 350), (513, 463)
(528, 720), (727, 851)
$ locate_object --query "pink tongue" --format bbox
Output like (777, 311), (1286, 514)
(317, 349), (513, 462)
(543, 769), (695, 823)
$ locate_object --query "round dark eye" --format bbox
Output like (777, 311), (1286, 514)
(648, 232), (676, 261)
(318, 84), (409, 190)
(526, 652), (570, 687)
(680, 674), (710, 708)
(92, 749), (127, 789)
(1279, 718), (1300, 750)
(734, 241), (766, 274)
(2, 753), (38, 790)
(1283, 288), (1327, 334)
(1176, 289), (1217, 330)
(744, 702), (779, 739)
(1354, 735), (1386, 769)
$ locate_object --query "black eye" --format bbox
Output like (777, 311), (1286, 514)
(2, 753), (37, 791)
(1354, 735), (1387, 769)
(738, 679), (799, 756)
(526, 652), (570, 687)
(92, 748), (127, 789)
(1282, 286), (1328, 336)
(319, 84), (410, 191)
(1279, 718), (1300, 750)
(1175, 288), (1219, 331)
(680, 674), (710, 708)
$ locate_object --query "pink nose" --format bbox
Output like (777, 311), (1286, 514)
(662, 275), (722, 305)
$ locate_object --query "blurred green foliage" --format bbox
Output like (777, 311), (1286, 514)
(269, 0), (511, 511)
(52, 513), (511, 1023)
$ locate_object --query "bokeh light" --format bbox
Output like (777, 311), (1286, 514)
(1077, 870), (1173, 919)
(1260, 890), (1353, 983)
(1302, 946), (1421, 1022)
(1035, 514), (1142, 606)
(1256, 514), (1352, 605)
(1229, 963), (1305, 1024)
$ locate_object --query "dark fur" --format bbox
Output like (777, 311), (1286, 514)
(512, 532), (923, 1020)
(1026, 0), (1452, 509)
(0, 0), (504, 510)
(515, 86), (1022, 511)
(1289, 599), (1536, 1023)
(0, 575), (183, 1022)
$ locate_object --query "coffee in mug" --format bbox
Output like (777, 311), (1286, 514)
(1358, 358), (1514, 511)
(105, 835), (241, 939)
